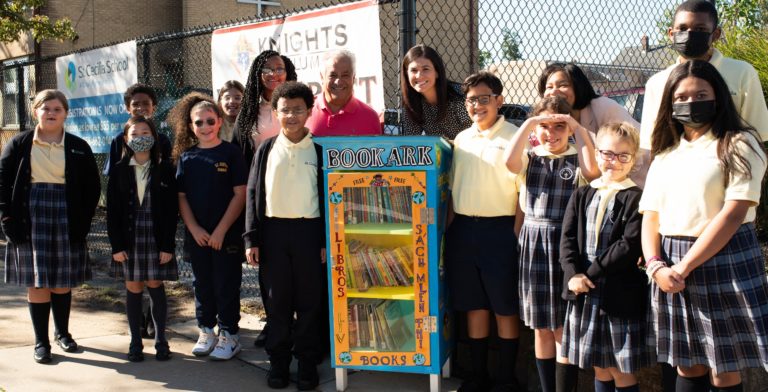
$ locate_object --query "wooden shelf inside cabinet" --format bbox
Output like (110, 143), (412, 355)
(344, 223), (413, 235)
(346, 286), (415, 300)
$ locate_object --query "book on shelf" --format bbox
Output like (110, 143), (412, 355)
(348, 299), (415, 352)
(345, 240), (413, 290)
(343, 185), (413, 225)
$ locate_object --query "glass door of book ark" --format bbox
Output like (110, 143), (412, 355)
(327, 171), (431, 370)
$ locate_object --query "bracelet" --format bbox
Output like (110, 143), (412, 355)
(643, 255), (664, 269)
(646, 260), (667, 282)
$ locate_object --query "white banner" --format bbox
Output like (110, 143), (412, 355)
(211, 0), (384, 113)
(55, 41), (138, 153)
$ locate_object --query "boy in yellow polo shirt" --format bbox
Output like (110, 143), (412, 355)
(446, 72), (522, 392)
(243, 81), (326, 391)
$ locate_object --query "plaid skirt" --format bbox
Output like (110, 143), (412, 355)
(4, 183), (90, 288)
(519, 218), (567, 329)
(562, 280), (653, 373)
(650, 223), (768, 374)
(110, 190), (178, 282)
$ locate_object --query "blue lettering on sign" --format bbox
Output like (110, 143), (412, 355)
(360, 354), (408, 366)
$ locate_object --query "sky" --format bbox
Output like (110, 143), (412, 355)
(478, 0), (681, 64)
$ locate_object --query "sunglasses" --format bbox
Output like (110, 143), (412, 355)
(193, 118), (217, 127)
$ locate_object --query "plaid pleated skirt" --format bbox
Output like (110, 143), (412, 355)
(650, 223), (768, 374)
(519, 218), (567, 329)
(111, 190), (178, 282)
(562, 280), (653, 373)
(4, 183), (90, 288)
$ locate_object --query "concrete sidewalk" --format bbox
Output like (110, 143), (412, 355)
(0, 282), (461, 392)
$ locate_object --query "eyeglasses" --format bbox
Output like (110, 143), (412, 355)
(193, 118), (217, 127)
(465, 94), (499, 106)
(277, 108), (307, 116)
(598, 150), (633, 163)
(261, 67), (286, 76)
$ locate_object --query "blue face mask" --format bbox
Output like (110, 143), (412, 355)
(127, 135), (155, 152)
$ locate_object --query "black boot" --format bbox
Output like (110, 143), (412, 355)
(297, 360), (319, 390)
(459, 337), (490, 392)
(29, 302), (52, 363)
(51, 292), (77, 352)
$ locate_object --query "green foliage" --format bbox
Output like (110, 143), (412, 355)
(477, 49), (492, 69)
(715, 27), (768, 102)
(500, 28), (522, 61)
(0, 0), (76, 43)
(655, 0), (768, 43)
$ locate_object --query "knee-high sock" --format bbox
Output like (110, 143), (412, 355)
(714, 384), (743, 392)
(594, 379), (615, 392)
(50, 292), (72, 338)
(146, 285), (167, 344)
(29, 302), (51, 346)
(676, 374), (710, 392)
(616, 384), (640, 392)
(126, 290), (143, 345)
(536, 358), (556, 392)
(660, 363), (678, 392)
(555, 362), (579, 392)
(496, 338), (519, 384)
(467, 337), (489, 382)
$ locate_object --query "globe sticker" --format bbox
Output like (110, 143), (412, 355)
(413, 353), (426, 365)
(559, 167), (575, 181)
(412, 191), (425, 204)
(329, 192), (343, 204)
(339, 352), (352, 364)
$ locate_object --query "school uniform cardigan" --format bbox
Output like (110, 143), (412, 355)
(0, 131), (100, 245)
(559, 186), (647, 319)
(106, 157), (178, 254)
(243, 135), (325, 249)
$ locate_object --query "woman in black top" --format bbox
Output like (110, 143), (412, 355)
(400, 44), (471, 139)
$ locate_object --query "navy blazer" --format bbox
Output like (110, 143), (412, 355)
(559, 185), (647, 319)
(106, 156), (178, 254)
(0, 131), (100, 245)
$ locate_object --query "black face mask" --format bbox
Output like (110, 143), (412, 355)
(672, 31), (712, 58)
(672, 100), (716, 128)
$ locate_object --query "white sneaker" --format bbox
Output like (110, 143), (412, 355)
(209, 330), (241, 361)
(191, 326), (217, 357)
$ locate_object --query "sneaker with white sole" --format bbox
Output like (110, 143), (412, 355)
(191, 326), (217, 357)
(209, 330), (241, 361)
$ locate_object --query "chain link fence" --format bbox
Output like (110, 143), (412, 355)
(1, 0), (683, 300)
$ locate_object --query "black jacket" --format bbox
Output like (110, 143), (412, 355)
(0, 131), (100, 244)
(243, 136), (325, 249)
(559, 185), (647, 319)
(106, 156), (178, 254)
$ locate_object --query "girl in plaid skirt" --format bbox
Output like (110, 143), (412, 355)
(107, 116), (179, 362)
(506, 95), (599, 391)
(640, 60), (768, 392)
(560, 122), (651, 392)
(1, 90), (100, 363)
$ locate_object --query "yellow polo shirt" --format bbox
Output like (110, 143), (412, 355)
(265, 130), (320, 218)
(451, 116), (521, 217)
(640, 49), (768, 150)
(639, 131), (766, 236)
(31, 129), (66, 184)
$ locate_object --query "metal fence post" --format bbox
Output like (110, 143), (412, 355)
(16, 66), (27, 133)
(142, 43), (151, 84)
(399, 0), (417, 58)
